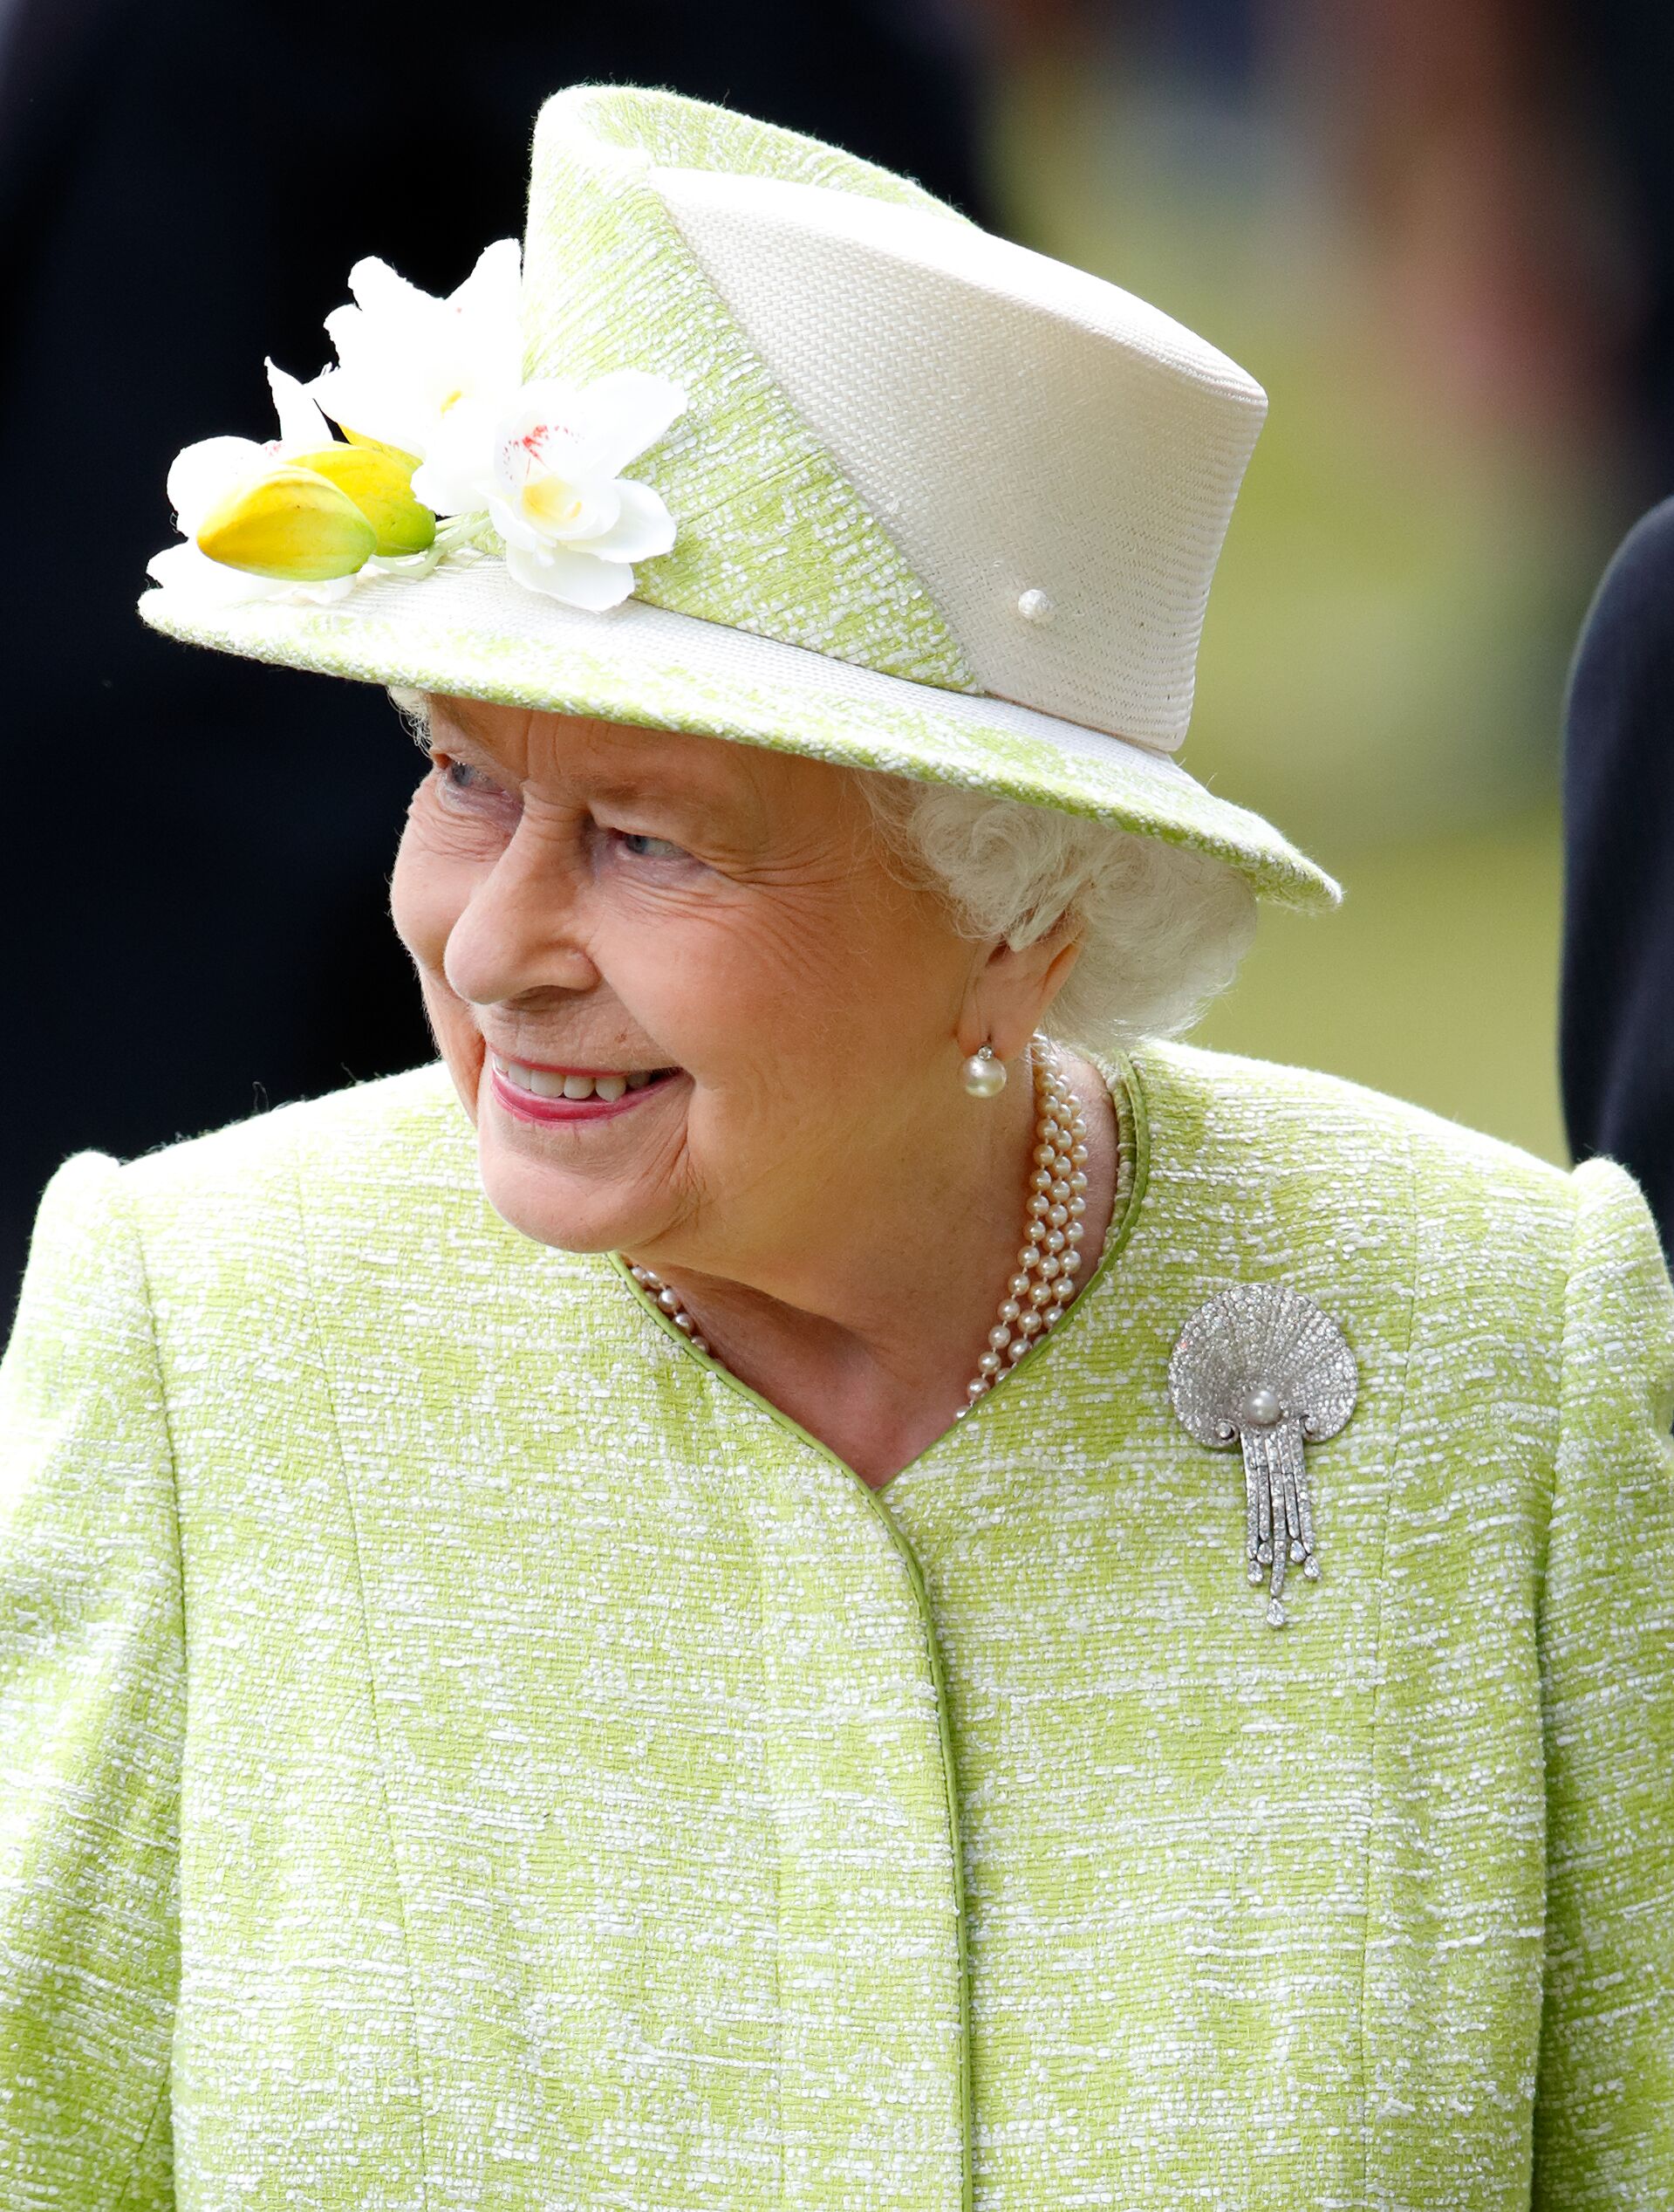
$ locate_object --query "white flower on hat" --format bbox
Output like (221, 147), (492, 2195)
(306, 239), (525, 462)
(147, 238), (685, 620)
(412, 371), (686, 612)
(147, 362), (372, 608)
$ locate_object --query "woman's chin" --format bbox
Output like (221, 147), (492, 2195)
(473, 1138), (664, 1257)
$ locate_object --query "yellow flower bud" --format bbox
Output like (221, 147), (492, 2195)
(195, 465), (377, 581)
(290, 443), (435, 558)
(340, 424), (423, 472)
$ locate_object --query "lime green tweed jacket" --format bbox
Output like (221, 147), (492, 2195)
(3, 1040), (1672, 2212)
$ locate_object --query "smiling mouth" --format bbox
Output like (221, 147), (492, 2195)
(489, 1053), (680, 1103)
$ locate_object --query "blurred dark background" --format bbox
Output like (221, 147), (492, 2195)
(3, 0), (1672, 1331)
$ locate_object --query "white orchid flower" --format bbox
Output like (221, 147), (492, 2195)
(306, 238), (524, 462)
(147, 362), (367, 607)
(412, 371), (687, 612)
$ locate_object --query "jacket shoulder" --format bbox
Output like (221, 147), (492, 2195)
(1133, 1038), (1575, 1227)
(71, 1064), (500, 1325)
(114, 1060), (470, 1212)
(1121, 1043), (1602, 1468)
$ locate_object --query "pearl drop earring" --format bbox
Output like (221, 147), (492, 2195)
(962, 1044), (1008, 1099)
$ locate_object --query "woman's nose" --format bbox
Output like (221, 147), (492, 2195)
(441, 833), (600, 1006)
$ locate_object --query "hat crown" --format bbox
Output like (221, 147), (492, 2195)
(522, 86), (1267, 752)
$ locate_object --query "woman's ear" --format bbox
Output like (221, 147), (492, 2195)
(958, 915), (1085, 1062)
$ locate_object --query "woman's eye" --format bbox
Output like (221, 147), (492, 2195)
(616, 830), (688, 860)
(433, 756), (518, 818)
(440, 757), (496, 797)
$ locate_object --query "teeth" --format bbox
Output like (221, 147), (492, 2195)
(491, 1054), (666, 1100)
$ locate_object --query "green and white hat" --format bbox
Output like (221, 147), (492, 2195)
(139, 83), (1337, 912)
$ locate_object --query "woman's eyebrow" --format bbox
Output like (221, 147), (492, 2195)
(577, 769), (754, 836)
(428, 720), (748, 833)
(426, 716), (497, 760)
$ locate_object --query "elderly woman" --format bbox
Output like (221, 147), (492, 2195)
(3, 83), (1671, 2212)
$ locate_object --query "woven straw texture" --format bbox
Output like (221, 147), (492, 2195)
(3, 1042), (1671, 2209)
(652, 163), (1265, 744)
(136, 85), (1338, 914)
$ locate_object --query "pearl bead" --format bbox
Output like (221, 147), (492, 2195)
(989, 1325), (1012, 1350)
(1028, 1194), (1049, 1217)
(1008, 1338), (1030, 1362)
(1040, 1256), (1061, 1279)
(1009, 1273), (1031, 1298)
(692, 1338), (710, 1356)
(1020, 1310), (1043, 1334)
(1033, 1141), (1056, 1167)
(1069, 1195), (1086, 1216)
(1048, 1204), (1068, 1227)
(966, 1378), (988, 1401)
(1059, 1247), (1081, 1273)
(1242, 1387), (1282, 1428)
(673, 1311), (696, 1334)
(1044, 1229), (1065, 1253)
(657, 1287), (680, 1312)
(1029, 1283), (1054, 1309)
(1069, 1170), (1088, 1192)
(978, 1351), (1001, 1376)
(962, 1048), (1008, 1099)
(1069, 1142), (1088, 1165)
(1027, 1221), (1046, 1244)
(999, 1299), (1021, 1323)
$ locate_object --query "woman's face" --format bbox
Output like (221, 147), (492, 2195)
(390, 696), (1004, 1270)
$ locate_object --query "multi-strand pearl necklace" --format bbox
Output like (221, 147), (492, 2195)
(625, 1034), (1093, 1420)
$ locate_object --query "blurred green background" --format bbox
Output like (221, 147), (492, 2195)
(981, 10), (1646, 1161)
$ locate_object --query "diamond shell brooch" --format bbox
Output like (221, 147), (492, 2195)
(1167, 1284), (1357, 1627)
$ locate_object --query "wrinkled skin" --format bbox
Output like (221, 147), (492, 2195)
(390, 696), (1119, 1483)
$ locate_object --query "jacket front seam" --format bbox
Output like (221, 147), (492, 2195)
(1526, 1161), (1584, 2208)
(110, 1172), (188, 2212)
(731, 1433), (787, 2208)
(289, 1128), (434, 2212)
(1355, 1117), (1419, 2210)
(615, 1267), (974, 2207)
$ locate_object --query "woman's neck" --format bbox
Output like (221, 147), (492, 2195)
(637, 1048), (1122, 1488)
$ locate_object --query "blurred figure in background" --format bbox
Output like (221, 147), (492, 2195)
(1561, 499), (1674, 1264)
(1557, 2), (1674, 1265)
(0, 0), (991, 1335)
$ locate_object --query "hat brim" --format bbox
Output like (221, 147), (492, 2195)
(139, 556), (1338, 911)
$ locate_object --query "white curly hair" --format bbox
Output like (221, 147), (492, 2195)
(387, 687), (1256, 1051)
